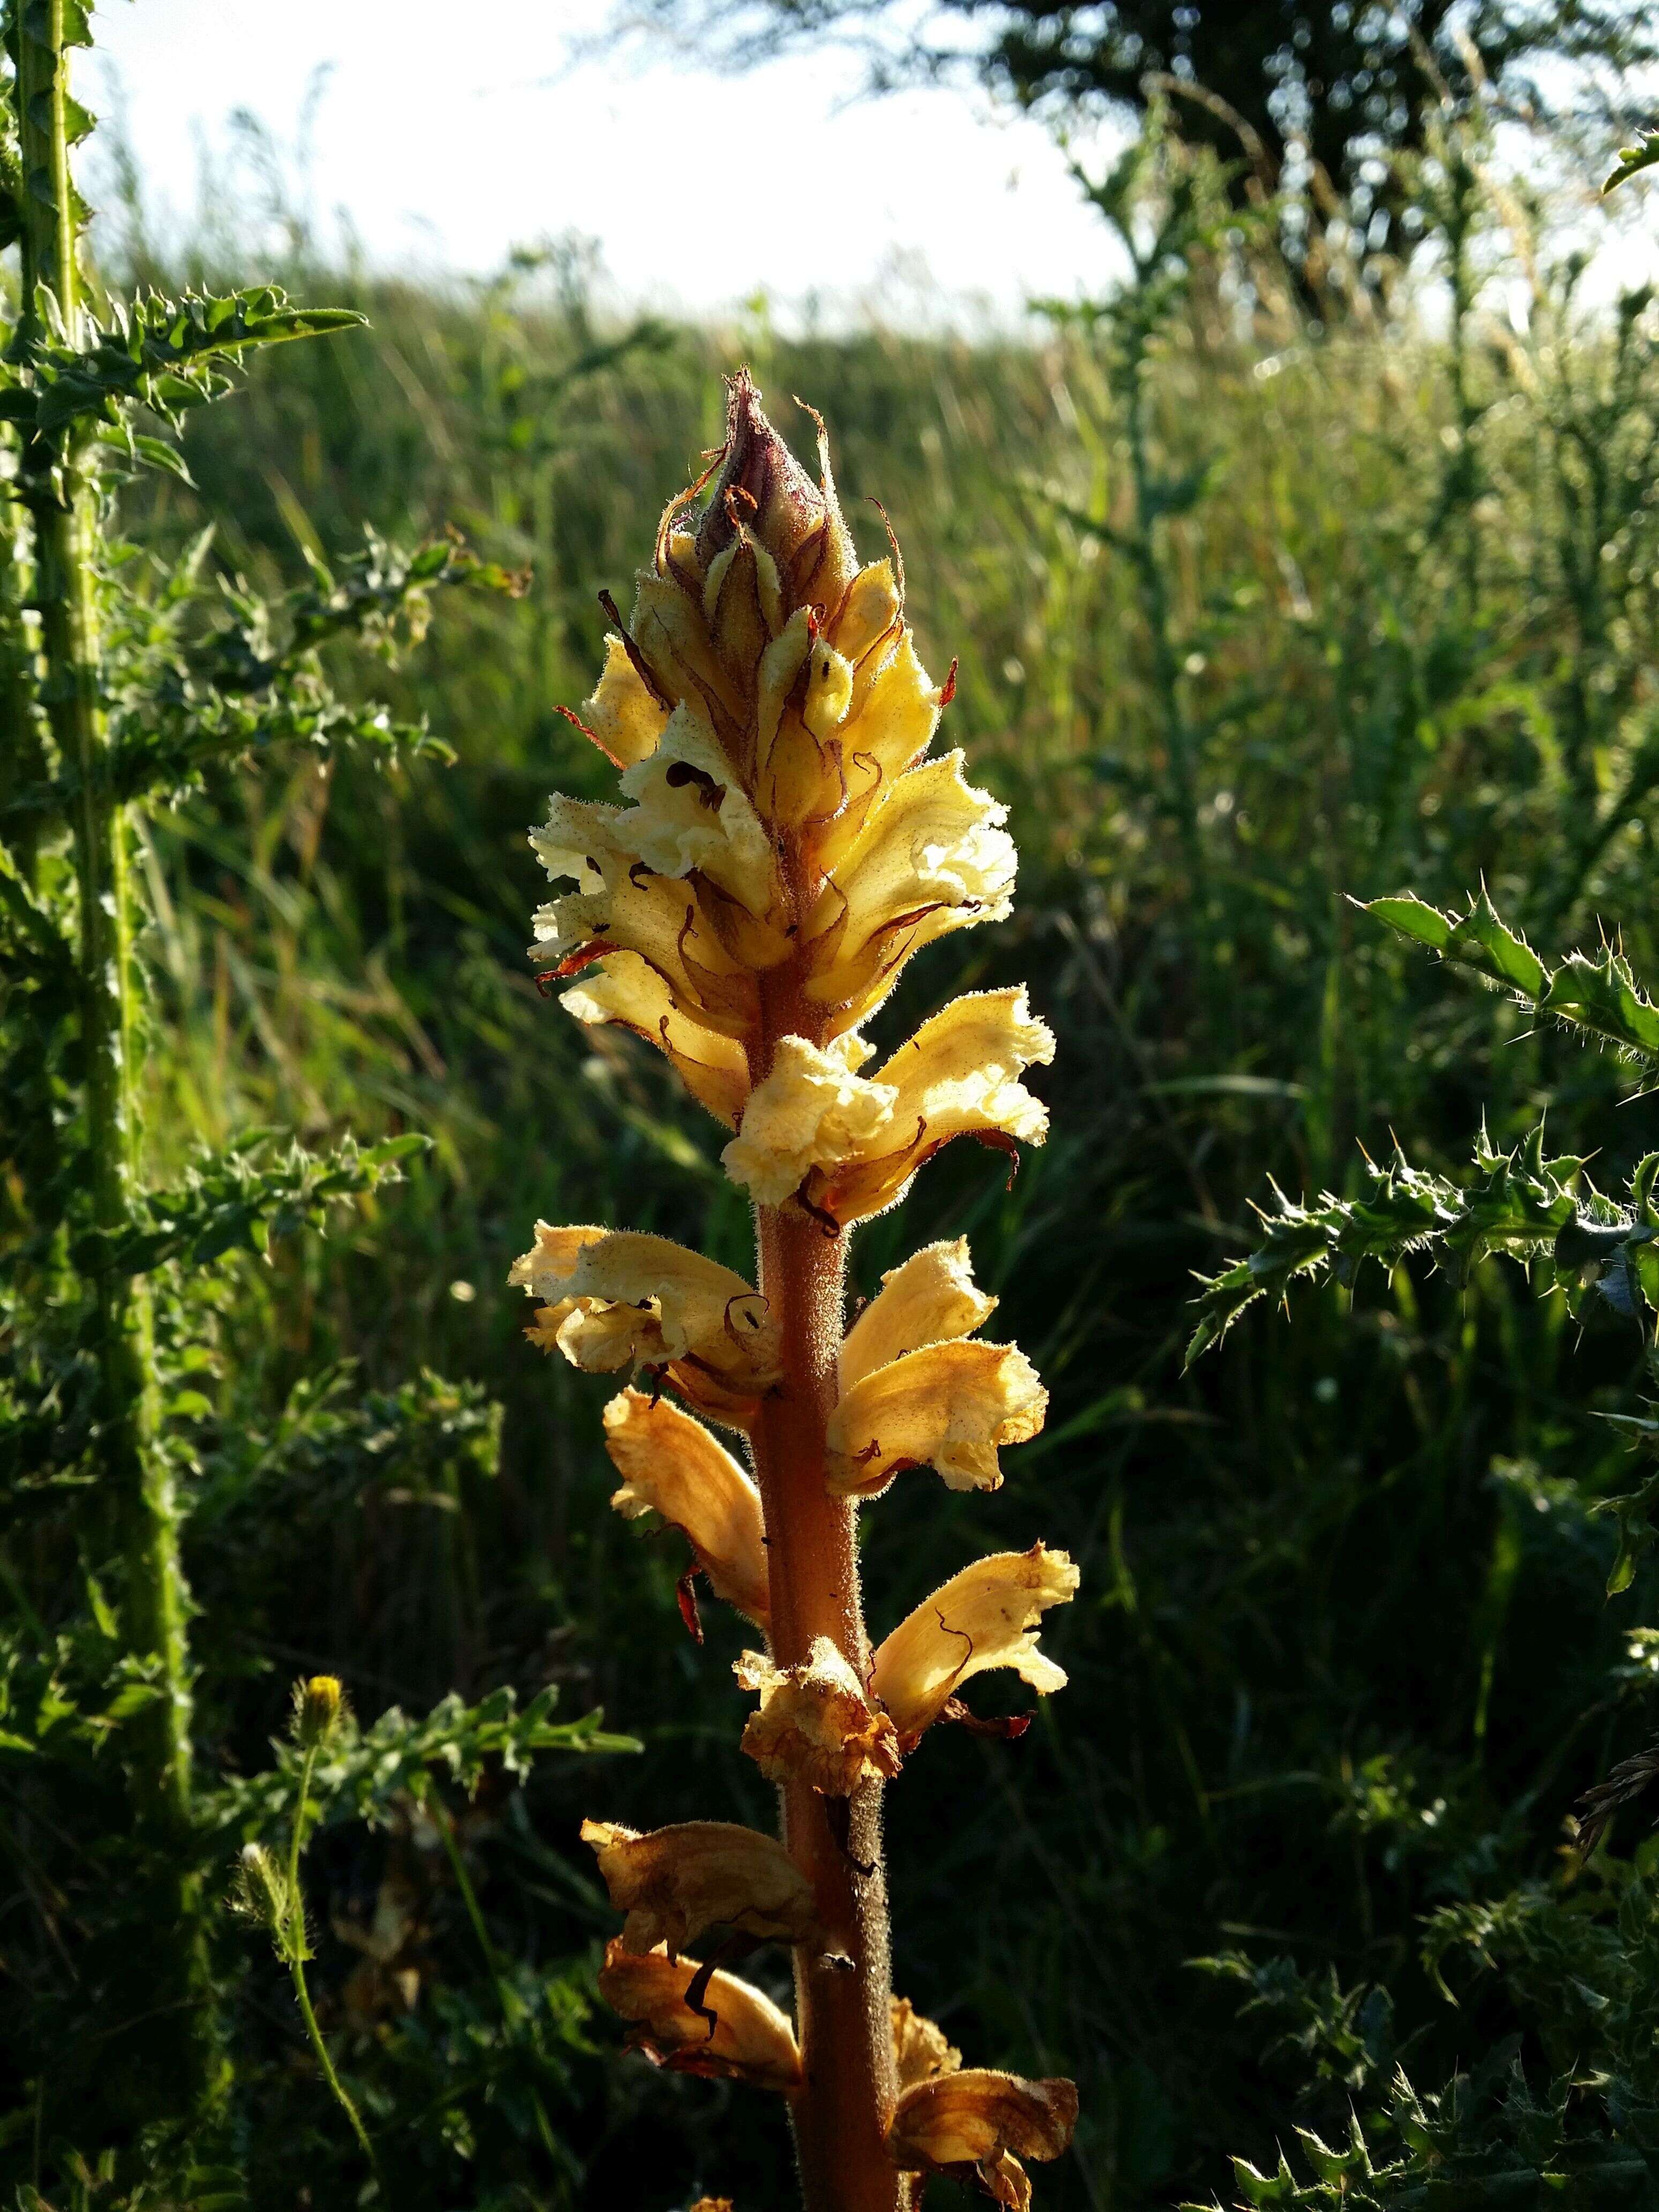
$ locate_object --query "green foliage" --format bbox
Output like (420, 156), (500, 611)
(1605, 129), (1659, 195)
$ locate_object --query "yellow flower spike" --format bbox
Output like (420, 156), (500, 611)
(577, 632), (671, 770)
(527, 375), (1077, 2208)
(886, 2070), (1079, 2208)
(509, 1225), (779, 1427)
(870, 1545), (1080, 1748)
(891, 1997), (962, 2090)
(839, 1239), (998, 1393)
(734, 1636), (902, 1795)
(598, 1939), (802, 2095)
(561, 953), (750, 1129)
(825, 1340), (1048, 1498)
(603, 1388), (769, 1633)
(581, 1818), (819, 1956)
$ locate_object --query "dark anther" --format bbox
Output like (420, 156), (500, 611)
(664, 758), (724, 810)
(682, 1955), (721, 2043)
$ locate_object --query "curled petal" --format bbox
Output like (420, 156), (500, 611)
(562, 952), (749, 1128)
(734, 1636), (902, 1795)
(816, 618), (944, 863)
(580, 633), (671, 769)
(721, 1036), (892, 1208)
(826, 1340), (1047, 1499)
(617, 705), (780, 920)
(800, 753), (1015, 1020)
(892, 1996), (962, 2089)
(808, 989), (1055, 1225)
(604, 1388), (769, 1631)
(510, 1224), (780, 1423)
(870, 1545), (1080, 1746)
(597, 1938), (802, 2094)
(840, 1238), (998, 1392)
(581, 1818), (818, 1955)
(888, 2070), (1079, 2204)
(529, 796), (757, 1039)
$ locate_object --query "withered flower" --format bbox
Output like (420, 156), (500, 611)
(581, 1818), (819, 1955)
(734, 1636), (902, 1794)
(887, 2069), (1079, 2209)
(598, 1939), (802, 2094)
(892, 1996), (962, 2089)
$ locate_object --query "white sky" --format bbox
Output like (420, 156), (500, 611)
(90, 0), (1124, 326)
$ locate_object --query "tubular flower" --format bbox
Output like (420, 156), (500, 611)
(892, 1997), (962, 2090)
(871, 1545), (1080, 1748)
(580, 1818), (819, 1955)
(734, 1636), (902, 1794)
(598, 1940), (802, 2094)
(826, 1339), (1048, 1498)
(887, 2071), (1080, 2209)
(525, 375), (1077, 2209)
(840, 1238), (998, 1391)
(722, 990), (1053, 1223)
(603, 1388), (769, 1632)
(562, 952), (750, 1127)
(509, 1224), (779, 1426)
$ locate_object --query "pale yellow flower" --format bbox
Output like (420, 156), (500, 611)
(839, 1238), (998, 1392)
(887, 2069), (1079, 2208)
(721, 992), (1052, 1223)
(719, 1034), (890, 1208)
(892, 1996), (962, 2090)
(615, 704), (781, 923)
(580, 1818), (818, 1955)
(799, 754), (1017, 1020)
(826, 1339), (1048, 1498)
(509, 1224), (779, 1426)
(529, 797), (758, 1038)
(870, 1544), (1079, 1746)
(733, 1636), (902, 1794)
(561, 953), (750, 1128)
(578, 632), (670, 769)
(603, 1387), (769, 1632)
(597, 1939), (802, 2094)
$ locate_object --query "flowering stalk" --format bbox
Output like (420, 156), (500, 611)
(516, 376), (1078, 2208)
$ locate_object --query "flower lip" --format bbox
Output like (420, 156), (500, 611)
(597, 1937), (803, 2095)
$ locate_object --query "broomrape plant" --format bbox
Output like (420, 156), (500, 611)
(513, 375), (1079, 2209)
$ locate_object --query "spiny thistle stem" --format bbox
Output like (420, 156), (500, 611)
(10, 0), (212, 2097)
(519, 373), (1078, 2208)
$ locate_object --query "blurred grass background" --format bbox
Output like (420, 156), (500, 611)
(81, 137), (1659, 2205)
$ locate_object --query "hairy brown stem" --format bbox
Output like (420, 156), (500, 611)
(751, 968), (906, 2212)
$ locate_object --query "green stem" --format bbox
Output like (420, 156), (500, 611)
(10, 0), (213, 2101)
(287, 1744), (382, 2186)
(432, 1798), (563, 2168)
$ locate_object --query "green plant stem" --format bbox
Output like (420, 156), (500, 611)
(287, 1743), (382, 2185)
(11, 0), (212, 2099)
(431, 1797), (562, 2167)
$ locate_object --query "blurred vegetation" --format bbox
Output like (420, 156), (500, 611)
(12, 68), (1659, 2212)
